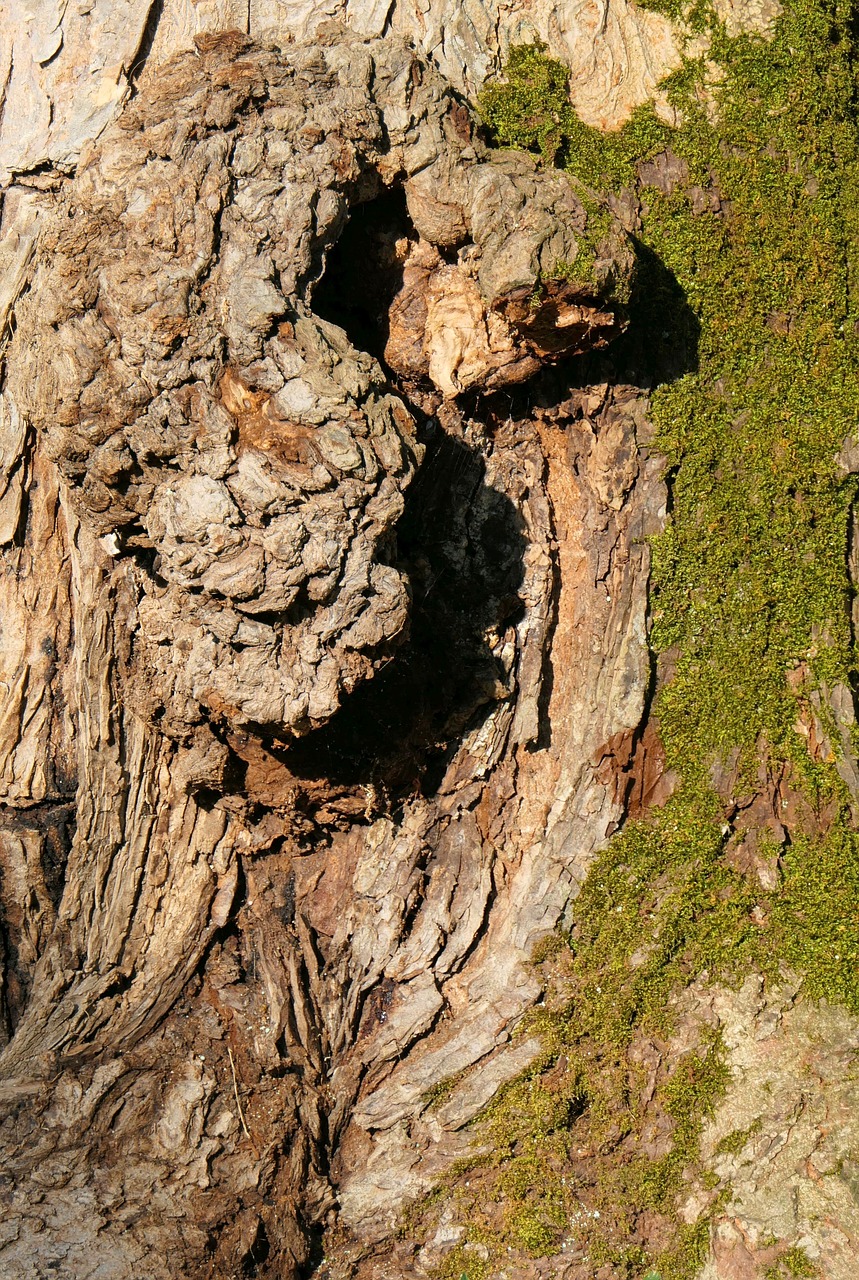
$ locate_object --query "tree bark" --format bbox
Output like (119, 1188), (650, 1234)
(5, 5), (856, 1280)
(0, 10), (661, 1276)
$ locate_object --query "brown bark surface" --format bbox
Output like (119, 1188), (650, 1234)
(0, 28), (661, 1280)
(5, 6), (859, 1280)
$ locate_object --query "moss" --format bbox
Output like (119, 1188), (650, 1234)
(478, 43), (672, 188)
(764, 1245), (819, 1278)
(478, 42), (574, 164)
(530, 932), (570, 965)
(557, 246), (598, 288)
(422, 1072), (466, 1110)
(432, 1244), (490, 1280)
(714, 1118), (762, 1157)
(773, 825), (859, 1011)
(557, 791), (766, 1046)
(477, 0), (859, 999)
(422, 793), (859, 1273)
(420, 3), (859, 1276)
(506, 1204), (564, 1256)
(784, 1247), (819, 1278)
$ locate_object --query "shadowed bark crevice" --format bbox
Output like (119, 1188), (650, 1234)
(282, 421), (527, 800)
(127, 0), (166, 84)
(312, 185), (416, 373)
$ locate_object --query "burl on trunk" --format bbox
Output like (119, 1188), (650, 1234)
(0, 31), (659, 1280)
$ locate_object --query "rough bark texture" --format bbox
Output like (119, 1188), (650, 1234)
(0, 20), (652, 1280)
(1, 4), (857, 1280)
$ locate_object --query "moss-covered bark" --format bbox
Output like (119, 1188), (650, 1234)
(422, 5), (859, 1276)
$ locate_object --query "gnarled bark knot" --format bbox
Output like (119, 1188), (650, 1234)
(0, 32), (647, 1276)
(9, 28), (632, 741)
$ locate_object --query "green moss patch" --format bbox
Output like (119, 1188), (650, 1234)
(479, 43), (671, 185)
(480, 15), (859, 789)
(764, 1244), (820, 1278)
(415, 2), (859, 1276)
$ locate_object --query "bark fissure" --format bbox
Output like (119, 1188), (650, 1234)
(127, 0), (167, 85)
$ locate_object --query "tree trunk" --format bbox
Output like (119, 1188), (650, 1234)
(1, 5), (858, 1280)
